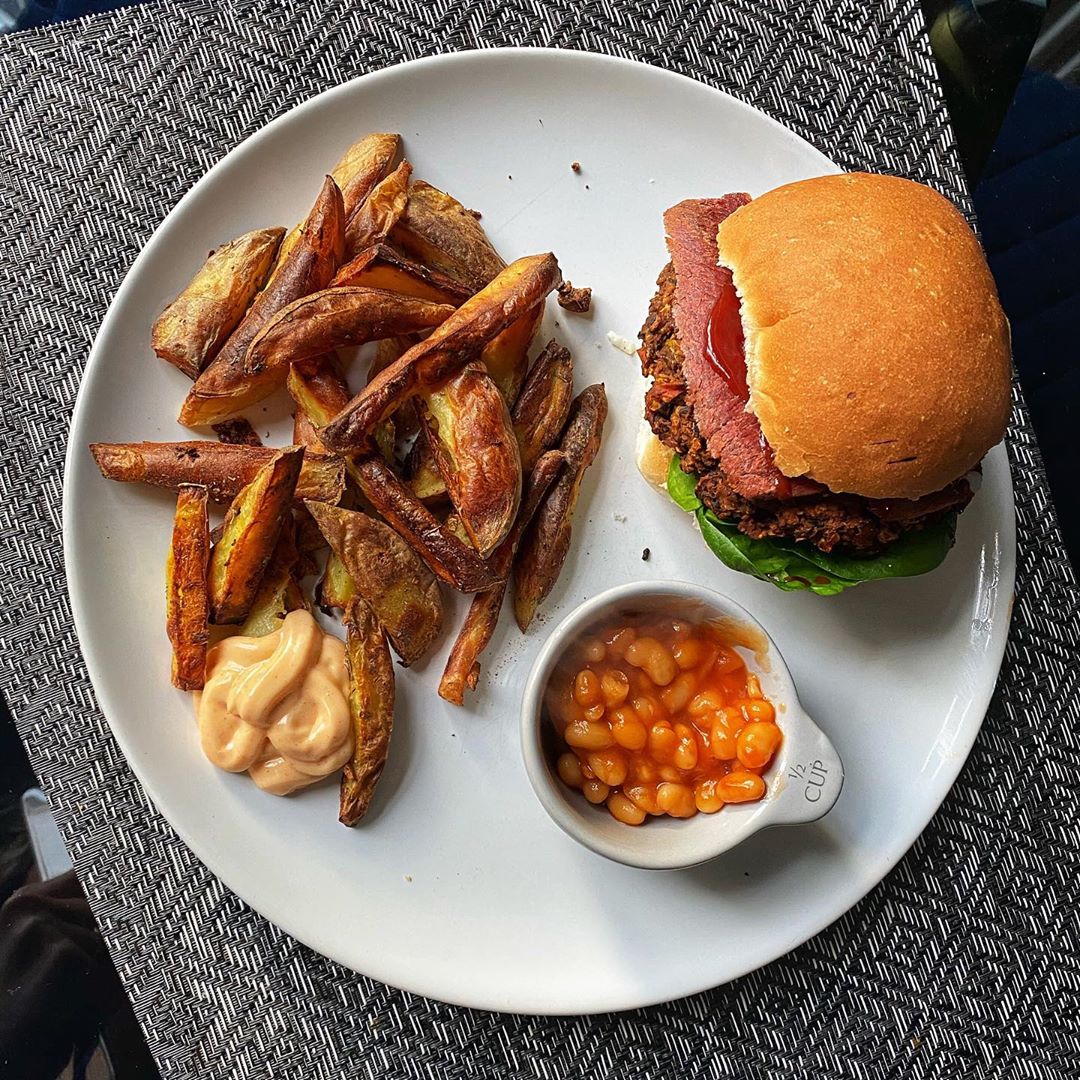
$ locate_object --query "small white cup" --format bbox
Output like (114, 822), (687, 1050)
(520, 580), (844, 869)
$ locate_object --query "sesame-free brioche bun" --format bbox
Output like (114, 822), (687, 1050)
(715, 172), (1011, 501)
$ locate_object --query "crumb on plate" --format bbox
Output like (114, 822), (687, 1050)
(557, 281), (592, 313)
(607, 331), (639, 355)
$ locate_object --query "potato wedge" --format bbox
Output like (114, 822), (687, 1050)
(316, 550), (356, 613)
(166, 484), (211, 690)
(179, 176), (346, 426)
(213, 418), (263, 446)
(406, 422), (447, 503)
(287, 355), (352, 452)
(239, 517), (307, 636)
(350, 457), (500, 593)
(287, 352), (401, 465)
(372, 339), (416, 448)
(244, 288), (454, 378)
(288, 355), (353, 424)
(387, 179), (537, 403)
(335, 133), (401, 216)
(293, 409), (321, 448)
(319, 253), (561, 451)
(344, 160), (412, 257)
(439, 450), (565, 704)
(209, 448), (305, 623)
(410, 310), (538, 511)
(422, 362), (521, 557)
(480, 305), (542, 406)
(331, 244), (472, 305)
(293, 504), (327, 577)
(152, 228), (284, 379)
(371, 335), (414, 380)
(273, 133), (400, 272)
(340, 597), (395, 826)
(90, 441), (344, 505)
(513, 385), (608, 631)
(305, 500), (442, 665)
(390, 180), (505, 292)
(239, 573), (295, 637)
(512, 339), (574, 471)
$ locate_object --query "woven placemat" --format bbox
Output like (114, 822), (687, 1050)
(2, 1), (1078, 1077)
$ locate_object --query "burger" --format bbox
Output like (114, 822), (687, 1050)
(636, 172), (1011, 594)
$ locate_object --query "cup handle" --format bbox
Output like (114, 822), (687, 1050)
(769, 709), (844, 826)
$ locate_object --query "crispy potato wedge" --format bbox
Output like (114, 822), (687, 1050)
(288, 352), (400, 464)
(319, 254), (561, 451)
(295, 506), (328, 556)
(443, 512), (472, 546)
(213, 418), (263, 446)
(344, 160), (412, 257)
(340, 597), (395, 826)
(305, 500), (442, 665)
(390, 180), (505, 292)
(372, 338), (415, 448)
(90, 441), (344, 505)
(316, 550), (356, 613)
(371, 335), (414, 380)
(239, 573), (298, 637)
(179, 176), (346, 426)
(288, 356), (353, 424)
(513, 385), (608, 631)
(287, 355), (352, 452)
(482, 306), (542, 405)
(422, 362), (521, 557)
(244, 288), (454, 378)
(331, 244), (472, 305)
(166, 484), (211, 690)
(152, 228), (284, 379)
(350, 457), (499, 593)
(396, 298), (536, 505)
(439, 450), (565, 704)
(406, 422), (447, 503)
(293, 504), (327, 577)
(273, 134), (400, 272)
(335, 133), (401, 217)
(209, 448), (305, 623)
(293, 409), (321, 448)
(239, 517), (307, 636)
(512, 339), (575, 471)
(386, 179), (537, 403)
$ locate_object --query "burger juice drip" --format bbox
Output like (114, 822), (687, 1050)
(705, 280), (792, 500)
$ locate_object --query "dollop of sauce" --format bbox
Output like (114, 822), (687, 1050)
(703, 278), (748, 402)
(193, 609), (353, 796)
(705, 281), (800, 501)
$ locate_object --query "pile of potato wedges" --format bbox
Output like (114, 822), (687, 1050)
(90, 132), (605, 826)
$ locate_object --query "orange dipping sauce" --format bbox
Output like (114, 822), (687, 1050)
(545, 615), (781, 825)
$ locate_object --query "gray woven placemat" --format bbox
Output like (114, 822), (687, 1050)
(2, 1), (1078, 1077)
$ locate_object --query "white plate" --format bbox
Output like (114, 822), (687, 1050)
(63, 48), (1016, 1014)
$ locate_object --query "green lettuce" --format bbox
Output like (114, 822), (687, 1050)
(666, 455), (956, 596)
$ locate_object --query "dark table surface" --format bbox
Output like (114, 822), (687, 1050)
(0, 2), (1076, 1078)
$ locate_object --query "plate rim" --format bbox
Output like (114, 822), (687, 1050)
(61, 45), (1018, 1014)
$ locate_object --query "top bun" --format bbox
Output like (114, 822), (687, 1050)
(715, 172), (1011, 501)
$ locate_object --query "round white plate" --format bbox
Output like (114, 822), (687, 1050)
(63, 48), (1015, 1014)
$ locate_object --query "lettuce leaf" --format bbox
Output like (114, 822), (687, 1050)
(665, 455), (955, 595)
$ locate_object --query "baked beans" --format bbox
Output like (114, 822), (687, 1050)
(546, 615), (781, 825)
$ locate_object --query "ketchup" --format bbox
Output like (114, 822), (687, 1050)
(705, 277), (794, 500)
(703, 277), (748, 402)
